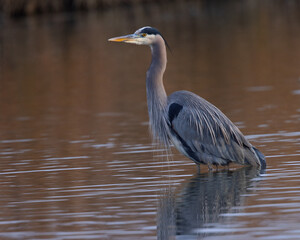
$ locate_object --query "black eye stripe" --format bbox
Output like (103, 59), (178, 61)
(140, 27), (161, 36)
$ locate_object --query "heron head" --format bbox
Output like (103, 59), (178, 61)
(109, 26), (168, 47)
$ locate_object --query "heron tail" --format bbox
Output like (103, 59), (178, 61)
(253, 147), (266, 168)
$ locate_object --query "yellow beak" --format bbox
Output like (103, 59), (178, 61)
(108, 34), (138, 43)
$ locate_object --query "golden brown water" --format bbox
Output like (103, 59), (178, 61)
(1, 1), (300, 239)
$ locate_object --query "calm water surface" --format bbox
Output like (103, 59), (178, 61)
(1, 1), (300, 239)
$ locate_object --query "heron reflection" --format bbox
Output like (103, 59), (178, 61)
(157, 167), (264, 239)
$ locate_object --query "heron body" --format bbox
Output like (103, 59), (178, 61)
(109, 26), (266, 169)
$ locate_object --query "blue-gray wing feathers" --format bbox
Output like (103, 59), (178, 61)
(167, 90), (266, 167)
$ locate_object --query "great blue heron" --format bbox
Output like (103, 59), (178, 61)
(109, 26), (266, 170)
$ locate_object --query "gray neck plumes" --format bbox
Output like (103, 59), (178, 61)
(146, 35), (170, 147)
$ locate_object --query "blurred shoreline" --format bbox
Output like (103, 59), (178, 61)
(0, 0), (175, 17)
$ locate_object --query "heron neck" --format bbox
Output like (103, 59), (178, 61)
(146, 36), (167, 107)
(146, 36), (169, 145)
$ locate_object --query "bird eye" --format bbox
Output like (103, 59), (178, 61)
(141, 33), (147, 37)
